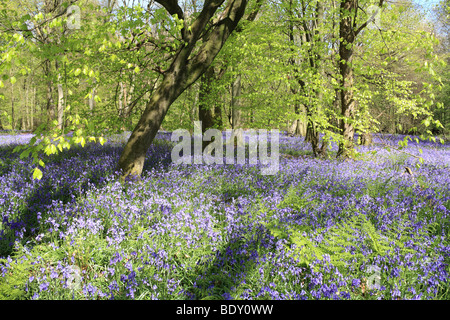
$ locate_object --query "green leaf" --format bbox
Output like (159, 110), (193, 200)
(32, 168), (43, 180)
(10, 76), (16, 85)
(44, 144), (57, 156)
(20, 149), (31, 159)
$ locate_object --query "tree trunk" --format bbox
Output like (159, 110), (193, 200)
(10, 70), (15, 130)
(31, 86), (35, 130)
(337, 0), (357, 158)
(288, 100), (307, 136)
(199, 66), (215, 133)
(359, 132), (372, 146)
(214, 104), (223, 130)
(231, 73), (243, 145)
(305, 114), (320, 156)
(231, 74), (242, 130)
(190, 86), (199, 134)
(199, 66), (215, 150)
(89, 78), (96, 115)
(54, 60), (64, 130)
(117, 0), (249, 179)
(336, 0), (384, 156)
(287, 0), (307, 137)
(118, 81), (124, 117)
(45, 60), (55, 128)
(25, 78), (30, 130)
(57, 72), (64, 130)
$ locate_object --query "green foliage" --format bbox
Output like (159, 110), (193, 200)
(277, 184), (317, 212)
(264, 211), (400, 273)
(0, 256), (33, 300)
(264, 180), (427, 277)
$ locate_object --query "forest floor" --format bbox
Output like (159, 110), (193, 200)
(0, 131), (449, 300)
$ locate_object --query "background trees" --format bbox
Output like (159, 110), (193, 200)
(0, 0), (447, 178)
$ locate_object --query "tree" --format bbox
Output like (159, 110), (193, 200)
(117, 0), (250, 179)
(336, 0), (385, 157)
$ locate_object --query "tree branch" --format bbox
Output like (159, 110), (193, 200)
(155, 0), (184, 19)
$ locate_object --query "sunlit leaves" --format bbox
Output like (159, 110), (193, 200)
(32, 167), (42, 180)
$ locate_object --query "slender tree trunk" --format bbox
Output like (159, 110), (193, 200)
(337, 0), (357, 158)
(89, 79), (96, 115)
(231, 74), (242, 130)
(10, 70), (15, 130)
(199, 66), (215, 133)
(57, 81), (64, 130)
(55, 60), (64, 130)
(25, 78), (30, 130)
(31, 85), (35, 130)
(305, 108), (320, 156)
(190, 86), (198, 134)
(198, 66), (215, 150)
(57, 73), (64, 130)
(231, 74), (243, 145)
(118, 81), (124, 117)
(214, 104), (223, 129)
(287, 0), (307, 137)
(44, 60), (55, 128)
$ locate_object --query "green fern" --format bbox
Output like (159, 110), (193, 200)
(0, 257), (33, 300)
(278, 184), (316, 212)
(265, 212), (409, 272)
(266, 184), (426, 274)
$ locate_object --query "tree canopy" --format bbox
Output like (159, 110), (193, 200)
(0, 0), (447, 178)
